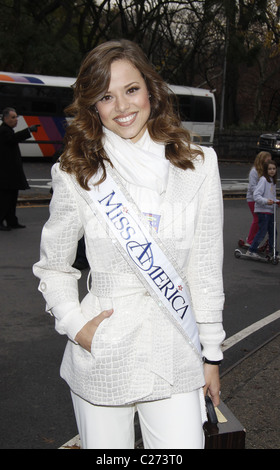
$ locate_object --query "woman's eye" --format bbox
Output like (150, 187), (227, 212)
(127, 87), (139, 94)
(100, 95), (112, 102)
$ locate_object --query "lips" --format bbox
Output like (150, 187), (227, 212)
(114, 112), (137, 126)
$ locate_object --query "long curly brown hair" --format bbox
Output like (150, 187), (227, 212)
(60, 39), (203, 190)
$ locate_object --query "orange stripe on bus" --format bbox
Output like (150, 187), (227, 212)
(24, 116), (56, 156)
(0, 74), (15, 81)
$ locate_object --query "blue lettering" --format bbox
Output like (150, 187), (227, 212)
(159, 279), (175, 297)
(98, 190), (122, 216)
(121, 226), (136, 240)
(126, 241), (153, 271)
(176, 305), (189, 320)
(171, 296), (189, 319)
(99, 191), (135, 241)
(166, 289), (179, 302)
(114, 216), (129, 231)
(148, 265), (161, 278)
(109, 209), (122, 221)
(137, 242), (152, 263)
(150, 270), (169, 287)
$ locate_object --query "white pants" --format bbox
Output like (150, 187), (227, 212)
(71, 391), (205, 449)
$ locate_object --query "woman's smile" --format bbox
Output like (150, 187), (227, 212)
(114, 112), (137, 126)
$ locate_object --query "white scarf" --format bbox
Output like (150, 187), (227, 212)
(102, 127), (169, 196)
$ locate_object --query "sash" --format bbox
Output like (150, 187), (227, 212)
(87, 170), (201, 356)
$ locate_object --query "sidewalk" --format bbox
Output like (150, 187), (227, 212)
(220, 334), (280, 449)
(18, 187), (52, 205)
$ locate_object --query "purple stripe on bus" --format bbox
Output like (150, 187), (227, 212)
(7, 75), (30, 83)
(39, 116), (64, 151)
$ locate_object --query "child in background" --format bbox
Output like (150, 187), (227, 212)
(245, 151), (271, 247)
(247, 160), (279, 258)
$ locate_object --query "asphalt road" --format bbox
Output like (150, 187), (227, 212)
(0, 161), (279, 449)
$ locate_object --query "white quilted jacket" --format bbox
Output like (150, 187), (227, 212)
(33, 146), (225, 406)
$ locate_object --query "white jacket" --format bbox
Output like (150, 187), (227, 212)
(33, 146), (225, 406)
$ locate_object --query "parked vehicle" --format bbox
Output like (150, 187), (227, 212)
(257, 130), (280, 160)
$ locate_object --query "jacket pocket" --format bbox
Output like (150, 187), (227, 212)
(90, 316), (109, 358)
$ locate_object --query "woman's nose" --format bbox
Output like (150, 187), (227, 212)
(115, 94), (129, 113)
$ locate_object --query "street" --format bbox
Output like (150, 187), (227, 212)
(0, 161), (279, 449)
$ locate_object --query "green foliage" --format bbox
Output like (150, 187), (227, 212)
(0, 0), (82, 75)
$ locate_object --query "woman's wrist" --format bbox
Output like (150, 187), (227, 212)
(203, 357), (222, 366)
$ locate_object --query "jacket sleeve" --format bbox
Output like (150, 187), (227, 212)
(33, 163), (88, 341)
(186, 148), (225, 360)
(0, 126), (31, 144)
(253, 177), (268, 206)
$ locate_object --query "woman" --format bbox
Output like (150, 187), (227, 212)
(33, 39), (225, 449)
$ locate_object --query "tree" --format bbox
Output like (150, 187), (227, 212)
(1, 0), (280, 128)
(219, 0), (280, 127)
(0, 0), (82, 74)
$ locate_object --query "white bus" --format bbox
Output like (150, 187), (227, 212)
(169, 84), (216, 145)
(0, 72), (215, 158)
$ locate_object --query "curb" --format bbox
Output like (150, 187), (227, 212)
(17, 196), (51, 206)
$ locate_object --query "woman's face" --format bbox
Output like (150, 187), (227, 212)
(95, 59), (151, 143)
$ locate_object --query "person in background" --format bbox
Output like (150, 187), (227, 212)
(0, 107), (39, 231)
(247, 160), (279, 258)
(245, 151), (271, 247)
(33, 39), (225, 449)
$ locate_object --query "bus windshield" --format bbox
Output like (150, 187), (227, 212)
(177, 95), (214, 123)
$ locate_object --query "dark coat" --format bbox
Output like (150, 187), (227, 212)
(0, 122), (31, 190)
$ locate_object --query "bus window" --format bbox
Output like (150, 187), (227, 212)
(176, 95), (191, 121)
(177, 95), (214, 123)
(0, 83), (73, 117)
(0, 83), (20, 109)
(193, 96), (214, 122)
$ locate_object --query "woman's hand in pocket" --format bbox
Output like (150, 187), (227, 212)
(74, 309), (113, 352)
